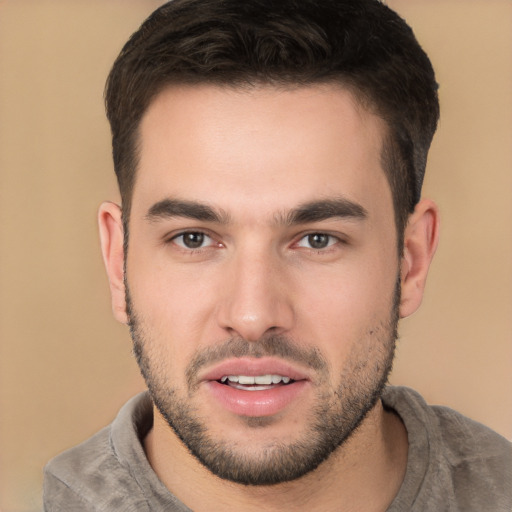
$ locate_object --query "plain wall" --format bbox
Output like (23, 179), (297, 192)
(0, 1), (511, 510)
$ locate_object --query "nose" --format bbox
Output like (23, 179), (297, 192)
(217, 247), (294, 341)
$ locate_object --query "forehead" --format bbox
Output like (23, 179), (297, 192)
(134, 84), (391, 221)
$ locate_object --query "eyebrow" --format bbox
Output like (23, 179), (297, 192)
(145, 197), (367, 225)
(283, 198), (367, 225)
(146, 198), (230, 223)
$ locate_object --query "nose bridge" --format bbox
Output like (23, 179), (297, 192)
(218, 240), (293, 341)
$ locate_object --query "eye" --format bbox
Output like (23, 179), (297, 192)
(172, 231), (214, 250)
(296, 233), (337, 250)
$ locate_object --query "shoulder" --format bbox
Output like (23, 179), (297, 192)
(43, 426), (127, 511)
(429, 401), (512, 507)
(431, 401), (511, 462)
(384, 385), (511, 463)
(383, 386), (512, 511)
(43, 393), (153, 512)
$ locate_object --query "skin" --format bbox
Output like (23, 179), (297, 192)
(99, 84), (439, 511)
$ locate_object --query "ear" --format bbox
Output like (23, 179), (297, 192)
(98, 201), (128, 324)
(399, 198), (440, 318)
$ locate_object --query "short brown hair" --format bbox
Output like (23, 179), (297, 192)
(105, 0), (439, 241)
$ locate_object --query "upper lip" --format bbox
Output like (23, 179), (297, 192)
(200, 357), (311, 382)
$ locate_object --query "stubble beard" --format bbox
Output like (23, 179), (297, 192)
(126, 282), (399, 486)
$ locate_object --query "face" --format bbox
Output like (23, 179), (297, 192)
(124, 85), (401, 484)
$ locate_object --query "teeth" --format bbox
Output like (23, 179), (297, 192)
(254, 375), (272, 385)
(221, 374), (292, 385)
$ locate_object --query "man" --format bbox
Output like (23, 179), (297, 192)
(43, 0), (511, 510)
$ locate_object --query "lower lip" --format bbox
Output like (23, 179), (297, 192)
(205, 380), (309, 417)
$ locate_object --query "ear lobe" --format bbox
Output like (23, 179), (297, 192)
(399, 198), (440, 318)
(98, 201), (128, 324)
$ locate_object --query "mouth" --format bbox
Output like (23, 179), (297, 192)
(200, 358), (310, 417)
(219, 374), (294, 391)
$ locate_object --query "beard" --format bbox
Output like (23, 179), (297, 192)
(126, 281), (399, 486)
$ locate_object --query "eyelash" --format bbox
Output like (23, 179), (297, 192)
(169, 231), (219, 251)
(167, 230), (344, 253)
(294, 233), (340, 251)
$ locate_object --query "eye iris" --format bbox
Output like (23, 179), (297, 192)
(183, 232), (204, 249)
(308, 233), (329, 249)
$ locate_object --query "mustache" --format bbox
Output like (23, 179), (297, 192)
(186, 335), (328, 388)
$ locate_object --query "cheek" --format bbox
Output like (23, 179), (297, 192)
(295, 259), (397, 321)
(127, 253), (225, 359)
(292, 257), (398, 359)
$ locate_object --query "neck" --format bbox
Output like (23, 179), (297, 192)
(144, 399), (408, 512)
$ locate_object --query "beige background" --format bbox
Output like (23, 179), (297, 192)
(0, 1), (511, 511)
